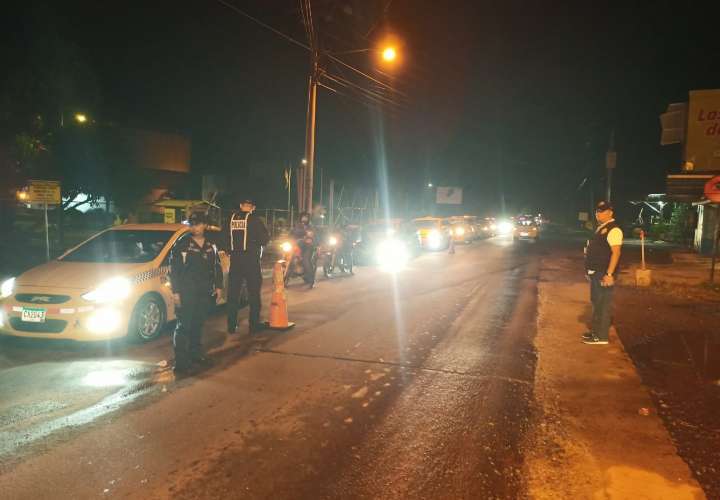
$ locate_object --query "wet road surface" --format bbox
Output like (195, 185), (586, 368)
(0, 236), (542, 499)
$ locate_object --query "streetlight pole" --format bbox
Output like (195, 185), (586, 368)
(303, 58), (318, 215)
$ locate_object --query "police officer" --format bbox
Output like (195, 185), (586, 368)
(169, 213), (223, 374)
(583, 200), (623, 345)
(226, 198), (269, 334)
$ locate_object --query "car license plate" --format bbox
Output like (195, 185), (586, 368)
(520, 232), (529, 237)
(21, 307), (46, 323)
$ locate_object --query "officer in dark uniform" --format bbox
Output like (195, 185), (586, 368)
(291, 212), (318, 287)
(225, 198), (270, 334)
(583, 200), (623, 345)
(169, 213), (223, 373)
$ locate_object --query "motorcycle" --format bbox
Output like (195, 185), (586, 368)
(280, 231), (317, 287)
(321, 232), (355, 278)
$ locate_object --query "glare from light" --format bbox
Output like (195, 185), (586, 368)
(1, 277), (15, 299)
(498, 221), (513, 235)
(382, 47), (397, 62)
(75, 113), (88, 124)
(427, 183), (433, 188)
(0, 310), (5, 328)
(301, 158), (308, 165)
(428, 230), (443, 249)
(455, 227), (465, 236)
(82, 277), (131, 303)
(376, 239), (409, 272)
(86, 307), (122, 334)
(328, 236), (338, 246)
(16, 191), (28, 201)
(82, 368), (128, 387)
(280, 241), (293, 253)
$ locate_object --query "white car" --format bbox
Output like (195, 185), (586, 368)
(0, 224), (230, 342)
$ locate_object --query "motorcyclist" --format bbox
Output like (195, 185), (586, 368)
(291, 212), (318, 287)
(337, 223), (355, 274)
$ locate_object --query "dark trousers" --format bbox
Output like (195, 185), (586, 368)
(590, 276), (614, 341)
(174, 293), (210, 367)
(228, 251), (262, 330)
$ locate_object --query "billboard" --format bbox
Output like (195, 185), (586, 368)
(686, 89), (720, 171)
(436, 186), (462, 205)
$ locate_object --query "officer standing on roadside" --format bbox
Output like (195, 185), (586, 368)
(583, 200), (623, 345)
(170, 213), (223, 374)
(225, 198), (269, 334)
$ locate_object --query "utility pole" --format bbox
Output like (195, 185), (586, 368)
(606, 130), (616, 203)
(303, 64), (318, 214)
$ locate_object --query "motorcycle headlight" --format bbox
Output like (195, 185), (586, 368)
(498, 221), (513, 234)
(328, 236), (338, 246)
(1, 277), (15, 299)
(280, 241), (293, 253)
(82, 277), (132, 303)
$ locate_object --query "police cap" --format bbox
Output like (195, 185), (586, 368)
(595, 201), (613, 212)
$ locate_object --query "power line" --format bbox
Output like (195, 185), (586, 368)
(214, 0), (309, 51)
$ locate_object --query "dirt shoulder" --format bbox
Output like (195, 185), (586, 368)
(525, 252), (705, 499)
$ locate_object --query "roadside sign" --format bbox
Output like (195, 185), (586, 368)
(436, 186), (463, 205)
(163, 208), (176, 224)
(28, 180), (61, 205)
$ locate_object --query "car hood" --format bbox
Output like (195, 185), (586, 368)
(16, 261), (144, 291)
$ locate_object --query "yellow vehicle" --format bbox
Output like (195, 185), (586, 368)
(513, 221), (540, 242)
(447, 215), (478, 243)
(412, 217), (451, 250)
(0, 223), (230, 342)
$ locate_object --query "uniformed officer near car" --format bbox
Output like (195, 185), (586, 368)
(169, 213), (223, 374)
(225, 198), (270, 335)
(583, 201), (623, 345)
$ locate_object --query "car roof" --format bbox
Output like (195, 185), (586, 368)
(110, 223), (188, 231)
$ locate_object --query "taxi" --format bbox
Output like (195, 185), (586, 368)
(412, 217), (451, 250)
(513, 220), (540, 242)
(0, 224), (230, 342)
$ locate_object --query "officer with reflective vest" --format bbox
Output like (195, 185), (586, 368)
(169, 212), (223, 374)
(583, 200), (623, 345)
(225, 198), (269, 334)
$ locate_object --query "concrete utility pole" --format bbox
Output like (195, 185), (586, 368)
(303, 61), (318, 214)
(606, 130), (617, 203)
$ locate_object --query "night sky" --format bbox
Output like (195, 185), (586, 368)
(4, 1), (720, 219)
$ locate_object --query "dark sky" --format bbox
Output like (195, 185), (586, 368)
(5, 1), (720, 218)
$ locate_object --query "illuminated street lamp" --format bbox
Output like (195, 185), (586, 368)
(382, 46), (397, 62)
(74, 113), (88, 124)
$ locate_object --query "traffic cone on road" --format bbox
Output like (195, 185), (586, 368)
(265, 260), (295, 331)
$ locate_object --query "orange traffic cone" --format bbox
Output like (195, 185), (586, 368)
(266, 260), (295, 330)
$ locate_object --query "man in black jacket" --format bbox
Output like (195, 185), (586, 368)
(583, 201), (623, 345)
(225, 198), (270, 334)
(169, 213), (223, 373)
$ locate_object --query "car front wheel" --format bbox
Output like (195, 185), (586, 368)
(128, 295), (166, 342)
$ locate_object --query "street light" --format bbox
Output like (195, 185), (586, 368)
(74, 113), (88, 124)
(382, 46), (397, 62)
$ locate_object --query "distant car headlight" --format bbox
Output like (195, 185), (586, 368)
(0, 277), (15, 299)
(376, 239), (409, 272)
(498, 221), (513, 235)
(428, 230), (442, 248)
(280, 241), (293, 253)
(455, 227), (465, 236)
(82, 277), (132, 303)
(328, 236), (338, 246)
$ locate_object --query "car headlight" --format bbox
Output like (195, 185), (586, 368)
(1, 277), (15, 299)
(376, 239), (409, 272)
(498, 221), (513, 234)
(82, 277), (132, 303)
(280, 241), (293, 253)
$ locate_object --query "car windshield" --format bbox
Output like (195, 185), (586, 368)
(60, 230), (175, 263)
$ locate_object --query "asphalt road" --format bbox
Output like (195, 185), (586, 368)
(0, 235), (542, 499)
